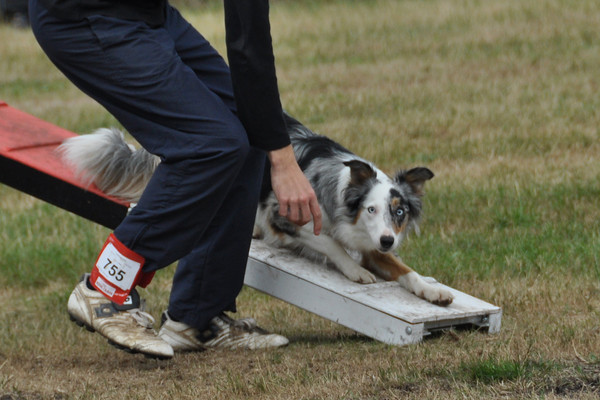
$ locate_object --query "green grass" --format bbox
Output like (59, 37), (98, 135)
(1, 0), (600, 398)
(456, 357), (552, 384)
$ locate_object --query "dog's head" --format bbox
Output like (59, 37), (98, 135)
(343, 160), (434, 253)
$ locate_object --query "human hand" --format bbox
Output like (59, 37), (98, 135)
(268, 145), (322, 235)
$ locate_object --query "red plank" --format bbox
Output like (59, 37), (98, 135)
(0, 101), (128, 228)
(0, 102), (123, 202)
(0, 102), (74, 150)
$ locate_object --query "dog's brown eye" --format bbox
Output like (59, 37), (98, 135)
(367, 206), (376, 214)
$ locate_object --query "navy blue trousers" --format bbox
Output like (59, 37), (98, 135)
(29, 0), (266, 330)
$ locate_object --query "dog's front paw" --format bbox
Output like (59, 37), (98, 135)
(420, 285), (454, 306)
(399, 272), (454, 306)
(343, 266), (377, 284)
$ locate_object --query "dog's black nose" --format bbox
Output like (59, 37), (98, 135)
(380, 235), (395, 250)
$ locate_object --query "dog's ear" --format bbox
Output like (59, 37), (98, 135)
(344, 160), (377, 186)
(395, 167), (434, 196)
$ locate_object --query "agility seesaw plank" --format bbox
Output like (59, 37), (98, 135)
(0, 101), (502, 346)
(245, 240), (501, 345)
(0, 101), (129, 228)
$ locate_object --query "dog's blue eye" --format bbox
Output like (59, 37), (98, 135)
(367, 206), (376, 214)
(396, 209), (404, 216)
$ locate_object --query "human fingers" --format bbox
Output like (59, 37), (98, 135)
(298, 197), (312, 226)
(281, 192), (316, 228)
(310, 197), (322, 235)
(287, 198), (301, 223)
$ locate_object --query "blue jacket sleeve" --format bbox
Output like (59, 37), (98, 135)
(223, 0), (291, 151)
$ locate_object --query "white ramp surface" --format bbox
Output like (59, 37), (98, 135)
(245, 240), (502, 346)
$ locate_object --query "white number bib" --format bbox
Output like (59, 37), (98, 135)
(90, 234), (145, 305)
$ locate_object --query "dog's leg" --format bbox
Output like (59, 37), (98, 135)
(264, 207), (376, 284)
(362, 251), (454, 306)
(295, 231), (377, 284)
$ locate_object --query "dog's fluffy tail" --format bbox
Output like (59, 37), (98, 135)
(59, 128), (159, 202)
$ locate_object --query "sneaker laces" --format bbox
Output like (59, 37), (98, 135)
(219, 314), (258, 331)
(233, 317), (258, 330)
(201, 313), (287, 349)
(127, 308), (156, 329)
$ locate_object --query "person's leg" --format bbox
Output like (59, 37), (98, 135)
(144, 5), (264, 330)
(30, 0), (250, 272)
(166, 147), (265, 329)
(148, 6), (288, 348)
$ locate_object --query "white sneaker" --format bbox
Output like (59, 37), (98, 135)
(68, 274), (174, 359)
(158, 311), (289, 351)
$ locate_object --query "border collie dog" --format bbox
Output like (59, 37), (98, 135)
(60, 114), (453, 306)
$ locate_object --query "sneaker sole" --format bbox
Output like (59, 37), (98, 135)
(69, 313), (171, 360)
(69, 313), (95, 332)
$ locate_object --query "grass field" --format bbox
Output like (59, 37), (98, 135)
(1, 0), (599, 398)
